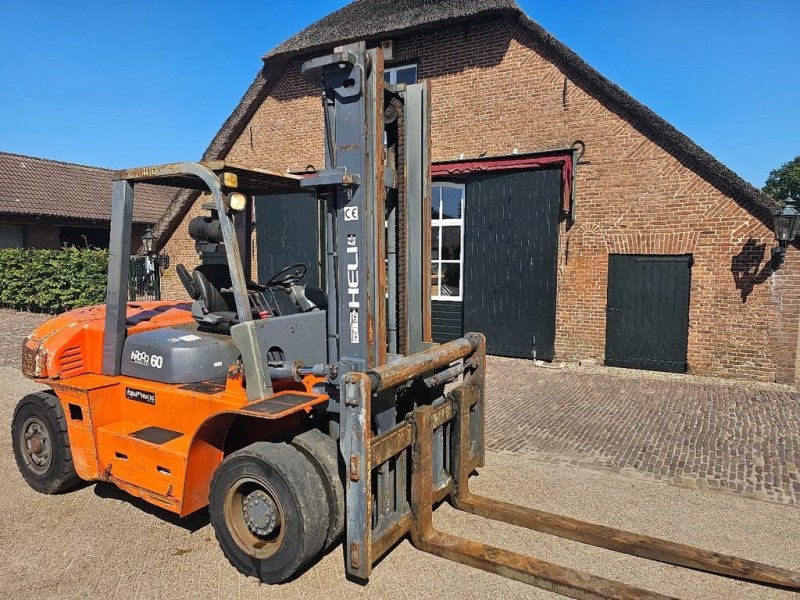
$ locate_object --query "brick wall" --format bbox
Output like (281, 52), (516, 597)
(24, 222), (60, 249)
(161, 17), (800, 384)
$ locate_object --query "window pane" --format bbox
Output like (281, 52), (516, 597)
(441, 226), (460, 260)
(441, 186), (463, 219)
(384, 71), (392, 83)
(395, 65), (417, 85)
(0, 223), (23, 249)
(431, 199), (440, 219)
(430, 263), (440, 297)
(440, 263), (461, 298)
(431, 185), (441, 219)
(431, 228), (440, 259)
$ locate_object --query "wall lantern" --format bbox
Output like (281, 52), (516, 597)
(141, 227), (157, 255)
(132, 227), (169, 301)
(771, 195), (800, 268)
(141, 227), (169, 269)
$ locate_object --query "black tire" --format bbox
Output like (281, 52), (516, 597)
(12, 391), (80, 494)
(289, 428), (345, 551)
(209, 441), (329, 583)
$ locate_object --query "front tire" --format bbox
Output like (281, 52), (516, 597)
(209, 441), (329, 583)
(289, 428), (345, 551)
(12, 391), (80, 494)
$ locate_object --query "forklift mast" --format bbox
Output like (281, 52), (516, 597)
(300, 41), (432, 371)
(300, 42), (441, 576)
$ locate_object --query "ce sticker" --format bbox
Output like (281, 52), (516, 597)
(344, 206), (359, 221)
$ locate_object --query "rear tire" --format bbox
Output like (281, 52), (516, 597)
(12, 391), (80, 494)
(209, 441), (329, 583)
(290, 428), (345, 551)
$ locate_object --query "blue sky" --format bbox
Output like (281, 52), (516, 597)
(0, 1), (797, 187)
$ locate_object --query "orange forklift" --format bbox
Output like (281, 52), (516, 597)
(12, 42), (800, 598)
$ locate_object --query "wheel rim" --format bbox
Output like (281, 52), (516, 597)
(19, 416), (52, 475)
(224, 476), (286, 559)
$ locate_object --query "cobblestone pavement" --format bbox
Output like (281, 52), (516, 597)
(4, 309), (799, 504)
(0, 309), (49, 367)
(484, 356), (800, 505)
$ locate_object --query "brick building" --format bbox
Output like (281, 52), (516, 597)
(0, 151), (169, 249)
(154, 0), (800, 384)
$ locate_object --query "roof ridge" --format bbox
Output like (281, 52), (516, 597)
(263, 0), (521, 61)
(0, 150), (113, 173)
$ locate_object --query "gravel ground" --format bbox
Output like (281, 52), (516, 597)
(1, 367), (798, 599)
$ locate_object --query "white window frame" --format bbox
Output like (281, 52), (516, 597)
(384, 63), (418, 85)
(431, 182), (465, 301)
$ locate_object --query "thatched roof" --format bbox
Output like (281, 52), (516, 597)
(264, 0), (520, 61)
(153, 0), (776, 248)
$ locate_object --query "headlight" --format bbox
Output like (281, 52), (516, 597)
(227, 192), (247, 212)
(21, 339), (48, 378)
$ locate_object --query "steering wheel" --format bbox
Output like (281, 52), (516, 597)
(266, 263), (308, 287)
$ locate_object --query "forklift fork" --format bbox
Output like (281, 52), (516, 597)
(342, 334), (800, 599)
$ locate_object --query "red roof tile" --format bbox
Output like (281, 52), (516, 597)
(0, 151), (173, 223)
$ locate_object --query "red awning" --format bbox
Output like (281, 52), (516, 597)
(432, 152), (574, 213)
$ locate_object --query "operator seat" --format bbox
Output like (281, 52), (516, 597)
(191, 264), (239, 327)
(192, 264), (235, 315)
(177, 263), (301, 331)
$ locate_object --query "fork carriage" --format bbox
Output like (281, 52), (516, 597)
(341, 334), (799, 599)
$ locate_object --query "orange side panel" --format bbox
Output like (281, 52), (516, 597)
(51, 387), (99, 480)
(51, 375), (120, 481)
(95, 419), (189, 507)
(181, 414), (234, 516)
(43, 370), (330, 517)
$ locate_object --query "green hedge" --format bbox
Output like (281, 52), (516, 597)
(0, 247), (108, 313)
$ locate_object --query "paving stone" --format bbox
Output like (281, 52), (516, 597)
(484, 356), (800, 505)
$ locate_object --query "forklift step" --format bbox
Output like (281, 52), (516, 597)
(95, 419), (190, 494)
(96, 420), (189, 453)
(239, 390), (329, 419)
(129, 426), (183, 445)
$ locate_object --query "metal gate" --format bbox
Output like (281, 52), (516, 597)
(605, 254), (692, 373)
(129, 256), (161, 301)
(463, 169), (560, 360)
(254, 192), (323, 287)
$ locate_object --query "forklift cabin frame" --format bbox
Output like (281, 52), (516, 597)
(103, 161), (304, 395)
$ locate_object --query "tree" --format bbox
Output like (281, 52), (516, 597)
(763, 156), (800, 202)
